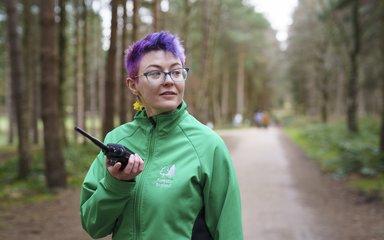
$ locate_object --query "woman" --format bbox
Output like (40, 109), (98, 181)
(80, 31), (243, 240)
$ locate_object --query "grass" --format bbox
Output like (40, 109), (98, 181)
(284, 122), (344, 173)
(349, 176), (384, 192)
(283, 116), (384, 195)
(0, 141), (99, 208)
(0, 115), (106, 208)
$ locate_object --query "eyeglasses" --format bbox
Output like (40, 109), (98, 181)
(138, 68), (189, 83)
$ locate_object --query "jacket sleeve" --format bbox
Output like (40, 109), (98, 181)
(203, 139), (244, 240)
(80, 150), (135, 239)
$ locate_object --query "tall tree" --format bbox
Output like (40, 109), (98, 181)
(81, 0), (88, 130)
(346, 0), (360, 133)
(5, 0), (32, 179)
(22, 0), (34, 136)
(102, 0), (118, 136)
(40, 0), (67, 189)
(119, 0), (128, 124)
(236, 44), (245, 116)
(326, 0), (361, 132)
(125, 0), (140, 120)
(220, 54), (230, 123)
(132, 0), (140, 42)
(152, 0), (161, 31)
(27, 1), (40, 144)
(379, 0), (384, 153)
(73, 0), (84, 140)
(192, 0), (213, 121)
(5, 66), (15, 144)
(181, 0), (191, 52)
(58, 0), (68, 144)
(381, 68), (384, 152)
(89, 11), (103, 136)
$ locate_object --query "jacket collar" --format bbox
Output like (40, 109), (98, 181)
(134, 101), (188, 135)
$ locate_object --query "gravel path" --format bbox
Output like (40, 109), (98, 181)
(218, 127), (384, 240)
(219, 128), (321, 239)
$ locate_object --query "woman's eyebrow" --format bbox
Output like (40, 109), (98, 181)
(144, 63), (182, 70)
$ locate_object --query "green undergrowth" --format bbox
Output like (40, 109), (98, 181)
(348, 175), (384, 193)
(0, 142), (99, 208)
(284, 116), (384, 196)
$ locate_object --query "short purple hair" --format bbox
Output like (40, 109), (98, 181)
(125, 31), (186, 79)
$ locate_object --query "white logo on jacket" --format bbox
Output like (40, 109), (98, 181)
(160, 164), (176, 178)
(155, 164), (176, 188)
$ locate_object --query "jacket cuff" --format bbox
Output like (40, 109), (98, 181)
(103, 171), (136, 196)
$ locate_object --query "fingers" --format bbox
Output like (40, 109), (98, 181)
(131, 157), (140, 173)
(124, 154), (144, 174)
(107, 154), (144, 181)
(106, 158), (122, 175)
(138, 157), (144, 172)
(124, 155), (135, 174)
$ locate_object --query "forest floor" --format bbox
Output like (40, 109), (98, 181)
(0, 127), (384, 239)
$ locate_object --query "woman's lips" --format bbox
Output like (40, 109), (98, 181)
(160, 91), (176, 96)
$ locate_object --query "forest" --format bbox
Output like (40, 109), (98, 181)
(0, 0), (383, 192)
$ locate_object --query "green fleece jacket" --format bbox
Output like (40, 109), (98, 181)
(80, 102), (243, 239)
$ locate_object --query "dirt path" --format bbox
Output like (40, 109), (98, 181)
(0, 188), (92, 240)
(218, 127), (384, 240)
(0, 127), (383, 239)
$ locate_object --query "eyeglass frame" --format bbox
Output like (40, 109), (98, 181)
(135, 67), (190, 83)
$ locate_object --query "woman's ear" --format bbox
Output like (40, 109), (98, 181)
(126, 77), (138, 95)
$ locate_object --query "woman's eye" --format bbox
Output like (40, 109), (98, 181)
(172, 70), (181, 76)
(148, 71), (162, 78)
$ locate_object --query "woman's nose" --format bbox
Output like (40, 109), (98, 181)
(162, 72), (174, 84)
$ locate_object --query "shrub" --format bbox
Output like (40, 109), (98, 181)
(284, 116), (383, 177)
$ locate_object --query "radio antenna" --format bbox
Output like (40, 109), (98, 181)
(74, 127), (109, 152)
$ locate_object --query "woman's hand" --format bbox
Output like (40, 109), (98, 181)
(106, 154), (144, 181)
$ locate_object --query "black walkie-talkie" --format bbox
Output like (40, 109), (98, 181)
(74, 127), (135, 170)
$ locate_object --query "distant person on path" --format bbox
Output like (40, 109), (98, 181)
(253, 110), (270, 128)
(233, 113), (243, 127)
(253, 111), (263, 127)
(261, 112), (270, 128)
(80, 31), (243, 240)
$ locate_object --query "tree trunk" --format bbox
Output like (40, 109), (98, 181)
(152, 0), (161, 32)
(236, 44), (245, 116)
(102, 0), (118, 136)
(346, 0), (360, 133)
(40, 0), (67, 189)
(22, 0), (33, 137)
(221, 56), (230, 123)
(5, 54), (15, 144)
(89, 9), (101, 136)
(316, 53), (329, 123)
(6, 0), (32, 179)
(81, 0), (88, 131)
(380, 73), (384, 152)
(211, 58), (221, 125)
(320, 74), (329, 123)
(181, 0), (191, 53)
(196, 0), (211, 121)
(73, 0), (84, 141)
(29, 1), (40, 144)
(206, 0), (221, 124)
(127, 0), (140, 120)
(119, 0), (128, 125)
(31, 61), (40, 145)
(132, 0), (140, 41)
(379, 1), (384, 153)
(58, 0), (68, 145)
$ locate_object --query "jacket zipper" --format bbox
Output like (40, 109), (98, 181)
(134, 123), (156, 239)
